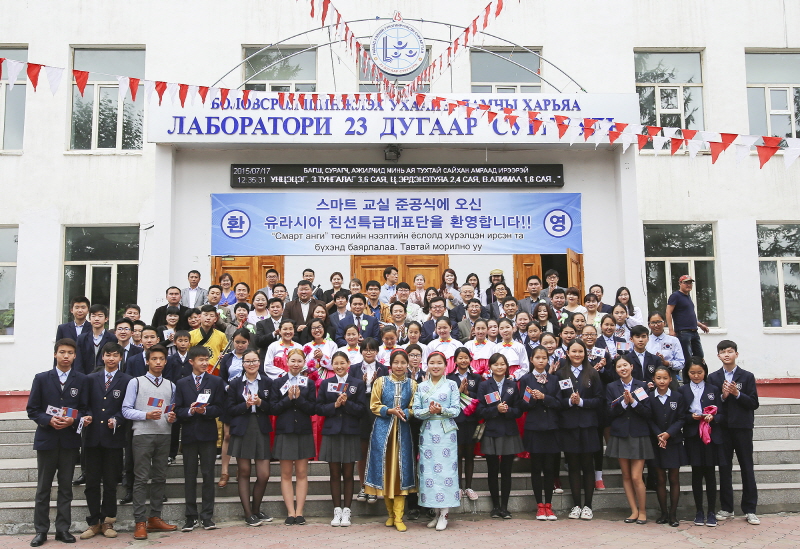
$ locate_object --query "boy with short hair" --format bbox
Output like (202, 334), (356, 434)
(115, 317), (143, 369)
(190, 305), (228, 374)
(166, 331), (193, 463)
(56, 297), (91, 341)
(131, 320), (146, 347)
(124, 305), (142, 322)
(625, 325), (660, 386)
(77, 305), (118, 375)
(125, 326), (162, 378)
(708, 340), (760, 525)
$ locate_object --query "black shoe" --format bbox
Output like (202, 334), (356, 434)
(256, 512), (273, 523)
(623, 518), (637, 524)
(656, 514), (668, 524)
(54, 532), (76, 543)
(167, 457), (176, 466)
(202, 519), (217, 530)
(163, 495), (168, 503)
(407, 508), (421, 521)
(245, 515), (262, 527)
(499, 509), (512, 519)
(295, 515), (306, 525)
(490, 507), (502, 518)
(426, 508), (436, 518)
(30, 533), (46, 547)
(182, 518), (198, 532)
(284, 516), (295, 525)
(119, 491), (133, 505)
(669, 514), (679, 527)
(72, 473), (85, 486)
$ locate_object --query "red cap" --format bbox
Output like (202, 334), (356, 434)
(679, 275), (694, 283)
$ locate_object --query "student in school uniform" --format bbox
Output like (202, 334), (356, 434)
(611, 304), (632, 344)
(337, 324), (363, 365)
(123, 326), (161, 378)
(114, 318), (143, 371)
(76, 304), (118, 375)
(625, 325), (660, 386)
(27, 338), (89, 547)
(512, 311), (532, 345)
(679, 356), (725, 527)
(227, 348), (274, 525)
(495, 318), (529, 381)
(270, 349), (317, 525)
(316, 351), (366, 528)
(79, 342), (132, 540)
(519, 346), (562, 521)
(558, 339), (604, 521)
(649, 366), (688, 527)
(446, 347), (482, 503)
(477, 353), (523, 519)
(164, 330), (191, 466)
(581, 324), (613, 491)
(175, 346), (225, 532)
(606, 354), (654, 525)
(708, 340), (760, 525)
(427, 318), (462, 373)
(597, 314), (626, 360)
(646, 312), (685, 381)
(56, 297), (90, 342)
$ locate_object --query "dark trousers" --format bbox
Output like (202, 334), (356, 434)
(719, 427), (758, 514)
(182, 441), (217, 520)
(406, 418), (422, 510)
(84, 446), (123, 525)
(122, 424), (134, 491)
(34, 447), (79, 533)
(169, 422), (181, 459)
(678, 330), (704, 383)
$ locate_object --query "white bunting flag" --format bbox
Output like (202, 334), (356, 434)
(188, 85), (199, 106)
(734, 135), (759, 164)
(5, 59), (25, 91)
(43, 66), (63, 95)
(652, 136), (669, 154)
(116, 76), (130, 103)
(143, 80), (155, 103)
(687, 139), (704, 158)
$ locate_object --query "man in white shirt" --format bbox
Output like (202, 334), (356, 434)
(181, 271), (207, 308)
(379, 266), (399, 304)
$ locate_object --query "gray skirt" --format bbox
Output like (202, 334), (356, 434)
(481, 435), (524, 456)
(606, 435), (654, 460)
(228, 415), (271, 461)
(319, 434), (362, 463)
(273, 433), (316, 461)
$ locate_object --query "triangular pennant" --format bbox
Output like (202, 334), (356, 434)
(167, 82), (179, 105)
(593, 121), (610, 147)
(720, 133), (738, 151)
(116, 76), (130, 104)
(762, 136), (782, 148)
(340, 93), (347, 107)
(129, 78), (140, 101)
(188, 85), (198, 106)
(613, 122), (628, 133)
(448, 102), (458, 115)
(583, 118), (597, 129)
(179, 84), (189, 107)
(219, 88), (230, 109)
(756, 145), (780, 168)
(312, 93), (319, 109)
(568, 125), (582, 145)
(26, 63), (42, 91)
(700, 131), (719, 144)
(687, 139), (703, 158)
(553, 115), (569, 125)
(531, 119), (543, 135)
(637, 134), (650, 150)
(646, 126), (662, 137)
(783, 147), (800, 168)
(321, 0), (330, 25)
(681, 128), (698, 140)
(621, 133), (635, 153)
(557, 123), (569, 139)
(487, 110), (497, 123)
(43, 66), (63, 95)
(709, 142), (725, 164)
(608, 130), (621, 144)
(626, 123), (644, 134)
(154, 81), (167, 105)
(198, 86), (209, 104)
(670, 138), (684, 155)
(652, 135), (669, 152)
(583, 126), (595, 141)
(5, 59), (25, 91)
(466, 106), (476, 118)
(735, 143), (751, 164)
(143, 80), (155, 103)
(73, 70), (90, 97)
(662, 127), (679, 139)
(415, 93), (426, 107)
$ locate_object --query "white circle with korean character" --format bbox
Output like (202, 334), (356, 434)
(543, 209), (573, 238)
(221, 210), (251, 239)
(371, 22), (426, 76)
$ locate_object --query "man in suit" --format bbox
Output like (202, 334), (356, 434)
(290, 268), (325, 301)
(517, 276), (551, 315)
(114, 318), (143, 370)
(180, 270), (208, 308)
(285, 280), (324, 335)
(56, 297), (90, 342)
(79, 342), (132, 540)
(420, 297), (461, 344)
(549, 288), (574, 327)
(255, 297), (285, 360)
(152, 287), (190, 331)
(708, 340), (760, 525)
(448, 285), (489, 323)
(327, 290), (351, 337)
(384, 302), (412, 345)
(27, 338), (89, 547)
(335, 293), (380, 346)
(256, 268), (281, 298)
(457, 299), (485, 343)
(175, 346), (225, 531)
(76, 304), (118, 375)
(589, 284), (614, 314)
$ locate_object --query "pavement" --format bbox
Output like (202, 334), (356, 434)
(1, 511), (798, 549)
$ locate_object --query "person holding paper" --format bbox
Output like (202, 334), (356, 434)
(606, 354), (654, 524)
(27, 338), (89, 547)
(315, 351), (366, 527)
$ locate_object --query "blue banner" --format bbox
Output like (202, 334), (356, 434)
(211, 192), (582, 256)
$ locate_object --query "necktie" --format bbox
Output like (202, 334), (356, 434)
(355, 317), (361, 332)
(154, 377), (161, 388)
(196, 375), (202, 390)
(105, 373), (112, 390)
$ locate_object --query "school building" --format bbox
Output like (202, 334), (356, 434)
(1, 0), (799, 407)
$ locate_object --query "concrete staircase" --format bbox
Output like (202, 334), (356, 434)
(1, 397), (798, 534)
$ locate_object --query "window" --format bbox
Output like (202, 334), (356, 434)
(63, 226), (139, 323)
(243, 47), (316, 92)
(70, 49), (145, 151)
(758, 224), (800, 328)
(470, 50), (541, 93)
(746, 53), (800, 141)
(635, 52), (704, 149)
(0, 228), (18, 335)
(644, 224), (718, 327)
(0, 50), (28, 150)
(358, 47), (430, 92)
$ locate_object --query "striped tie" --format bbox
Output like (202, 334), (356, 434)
(105, 373), (112, 390)
(195, 375), (202, 390)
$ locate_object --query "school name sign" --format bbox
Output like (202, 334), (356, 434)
(211, 191), (582, 256)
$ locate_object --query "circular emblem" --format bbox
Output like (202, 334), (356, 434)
(370, 22), (426, 76)
(424, 449), (433, 459)
(543, 209), (573, 238)
(434, 463), (443, 473)
(450, 432), (457, 443)
(221, 209), (251, 239)
(444, 477), (453, 487)
(436, 493), (445, 502)
(425, 478), (434, 488)
(442, 448), (451, 458)
(432, 434), (441, 443)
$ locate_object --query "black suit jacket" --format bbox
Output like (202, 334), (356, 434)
(255, 317), (283, 360)
(557, 367), (603, 429)
(175, 374), (226, 444)
(335, 313), (380, 346)
(27, 369), (89, 450)
(649, 389), (687, 442)
(284, 298), (325, 328)
(164, 352), (190, 383)
(151, 304), (190, 331)
(708, 367), (759, 429)
(120, 344), (144, 372)
(76, 330), (118, 375)
(315, 375), (366, 435)
(448, 303), (489, 323)
(226, 376), (273, 437)
(269, 376), (317, 435)
(348, 362), (389, 385)
(518, 372), (561, 431)
(420, 317), (461, 344)
(606, 379), (652, 438)
(84, 370), (132, 448)
(55, 321), (87, 342)
(446, 372), (481, 425)
(678, 382), (725, 443)
(476, 377), (521, 437)
(124, 352), (148, 378)
(623, 350), (661, 384)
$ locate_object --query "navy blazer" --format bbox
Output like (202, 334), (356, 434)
(708, 367), (760, 429)
(678, 382), (725, 444)
(175, 373), (226, 444)
(649, 389), (687, 442)
(334, 313), (380, 346)
(315, 375), (366, 436)
(584, 346), (615, 385)
(348, 362), (389, 387)
(124, 352), (148, 378)
(420, 317), (461, 344)
(518, 372), (561, 431)
(55, 321), (87, 342)
(476, 377), (521, 438)
(164, 352), (190, 383)
(269, 376), (317, 434)
(27, 369), (89, 450)
(448, 303), (490, 323)
(446, 371), (481, 424)
(557, 366), (603, 429)
(76, 330), (118, 375)
(596, 335), (627, 355)
(84, 369), (132, 448)
(120, 344), (144, 370)
(623, 350), (661, 384)
(226, 375), (273, 437)
(606, 379), (653, 438)
(218, 352), (266, 384)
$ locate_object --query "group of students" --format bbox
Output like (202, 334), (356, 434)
(26, 266), (761, 545)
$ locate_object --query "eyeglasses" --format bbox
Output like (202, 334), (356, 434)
(649, 320), (664, 325)
(311, 326), (324, 331)
(115, 327), (131, 332)
(408, 353), (422, 358)
(243, 359), (260, 365)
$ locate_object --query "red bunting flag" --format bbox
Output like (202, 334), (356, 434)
(242, 89), (251, 106)
(554, 115), (569, 125)
(528, 111), (540, 122)
(129, 78), (140, 101)
(27, 63), (43, 90)
(353, 94), (359, 105)
(198, 86), (208, 104)
(312, 93), (319, 109)
(340, 94), (347, 107)
(487, 110), (497, 123)
(309, 0), (314, 18)
(415, 93), (426, 107)
(531, 119), (543, 135)
(448, 102), (458, 115)
(483, 3), (492, 28)
(73, 70), (89, 97)
(178, 84), (188, 107)
(288, 93), (295, 107)
(155, 81), (167, 105)
(583, 126), (595, 140)
(614, 122), (628, 133)
(0, 58), (4, 81)
(756, 145), (780, 168)
(720, 133), (738, 150)
(670, 138), (684, 155)
(321, 0), (330, 25)
(681, 128), (698, 140)
(495, 0), (504, 16)
(583, 118), (597, 128)
(608, 131), (621, 144)
(219, 88), (229, 109)
(432, 97), (445, 109)
(503, 108), (518, 126)
(466, 105), (476, 117)
(637, 134), (650, 150)
(327, 93), (334, 107)
(762, 136), (782, 147)
(557, 123), (569, 138)
(709, 142), (725, 164)
(646, 126), (662, 137)
(478, 104), (491, 111)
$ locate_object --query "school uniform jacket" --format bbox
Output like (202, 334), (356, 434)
(585, 346), (615, 385)
(27, 368), (89, 450)
(55, 321), (87, 343)
(518, 371), (561, 431)
(624, 350), (661, 384)
(476, 377), (521, 437)
(348, 361), (389, 382)
(334, 312), (381, 346)
(164, 352), (191, 383)
(226, 375), (273, 437)
(678, 382), (725, 444)
(76, 330), (118, 375)
(269, 376), (317, 435)
(420, 317), (461, 344)
(606, 379), (653, 438)
(120, 344), (144, 372)
(595, 334), (626, 357)
(124, 351), (148, 378)
(648, 390), (687, 442)
(151, 304), (190, 331)
(254, 317), (282, 360)
(315, 375), (366, 436)
(84, 369), (132, 448)
(218, 352), (265, 383)
(174, 374), (226, 445)
(446, 372), (482, 424)
(557, 366), (604, 429)
(707, 366), (760, 429)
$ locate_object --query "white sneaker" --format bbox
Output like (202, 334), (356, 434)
(331, 507), (342, 527)
(716, 510), (735, 521)
(435, 511), (449, 531)
(580, 506), (593, 520)
(568, 506), (582, 519)
(746, 513), (760, 525)
(427, 509), (440, 528)
(340, 507), (351, 527)
(465, 488), (478, 501)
